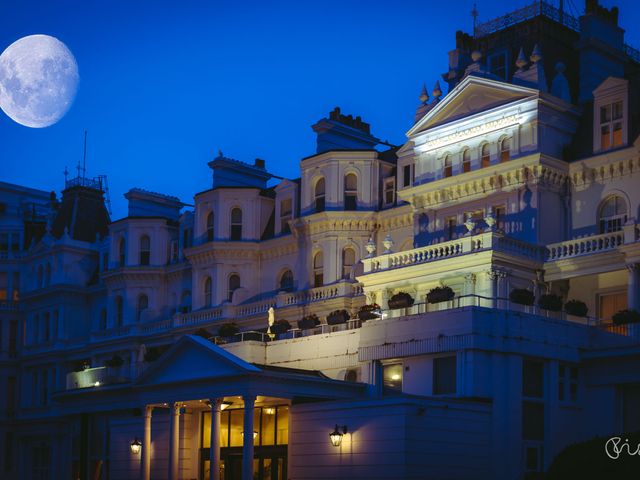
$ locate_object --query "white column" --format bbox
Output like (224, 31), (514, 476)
(628, 264), (639, 311)
(142, 406), (153, 480)
(242, 395), (256, 480)
(169, 402), (180, 480)
(209, 399), (222, 480)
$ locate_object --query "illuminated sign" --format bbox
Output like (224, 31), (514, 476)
(419, 114), (520, 151)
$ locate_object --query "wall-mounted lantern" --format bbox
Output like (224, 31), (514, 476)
(130, 437), (142, 455)
(329, 425), (348, 447)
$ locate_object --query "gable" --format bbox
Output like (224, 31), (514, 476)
(408, 76), (538, 137)
(592, 76), (628, 97)
(138, 335), (260, 386)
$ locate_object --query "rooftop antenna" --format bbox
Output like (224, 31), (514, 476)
(471, 3), (479, 36)
(82, 130), (87, 179)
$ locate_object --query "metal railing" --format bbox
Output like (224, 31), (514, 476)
(475, 1), (579, 37)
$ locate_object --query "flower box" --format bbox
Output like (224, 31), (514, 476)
(327, 309), (350, 325)
(271, 320), (291, 334)
(426, 286), (455, 304)
(298, 314), (320, 330)
(564, 299), (588, 317)
(612, 309), (640, 325)
(388, 292), (414, 309)
(538, 294), (563, 312)
(218, 322), (240, 337)
(358, 304), (380, 321)
(509, 288), (535, 306)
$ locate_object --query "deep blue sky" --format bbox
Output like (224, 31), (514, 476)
(2, 0), (639, 218)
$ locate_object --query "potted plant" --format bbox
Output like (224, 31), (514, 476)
(612, 309), (640, 325)
(358, 304), (380, 321)
(193, 327), (213, 340)
(564, 299), (588, 317)
(509, 288), (535, 306)
(270, 319), (291, 334)
(327, 309), (350, 325)
(538, 293), (563, 312)
(388, 292), (414, 309)
(426, 286), (455, 304)
(105, 354), (124, 368)
(218, 322), (240, 338)
(298, 314), (320, 330)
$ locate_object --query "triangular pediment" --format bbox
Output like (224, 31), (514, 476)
(593, 76), (628, 96)
(137, 335), (261, 386)
(408, 75), (539, 137)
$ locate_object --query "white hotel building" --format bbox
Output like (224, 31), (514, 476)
(1, 1), (640, 479)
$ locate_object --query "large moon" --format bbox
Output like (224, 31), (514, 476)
(0, 35), (79, 128)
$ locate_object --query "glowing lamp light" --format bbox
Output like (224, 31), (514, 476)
(329, 425), (348, 447)
(264, 407), (276, 415)
(221, 401), (233, 411)
(130, 437), (142, 455)
(242, 430), (259, 439)
(391, 374), (401, 381)
(94, 381), (100, 387)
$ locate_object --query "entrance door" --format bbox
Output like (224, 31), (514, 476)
(201, 450), (287, 480)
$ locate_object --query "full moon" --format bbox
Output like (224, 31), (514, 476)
(0, 35), (79, 128)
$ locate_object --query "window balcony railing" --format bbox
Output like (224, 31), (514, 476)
(546, 227), (636, 261)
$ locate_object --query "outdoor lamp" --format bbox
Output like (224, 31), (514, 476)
(329, 425), (347, 447)
(130, 437), (142, 455)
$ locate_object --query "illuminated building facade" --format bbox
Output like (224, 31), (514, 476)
(1, 1), (640, 478)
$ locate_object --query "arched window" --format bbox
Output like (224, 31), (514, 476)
(443, 155), (453, 178)
(314, 177), (326, 213)
(342, 247), (356, 280)
(206, 212), (214, 242)
(139, 235), (150, 265)
(481, 144), (490, 168)
(313, 251), (324, 287)
(181, 289), (192, 313)
(500, 138), (510, 163)
(137, 294), (148, 322)
(279, 269), (294, 291)
(230, 208), (242, 241)
(228, 274), (241, 302)
(204, 277), (212, 307)
(118, 237), (126, 267)
(99, 308), (107, 330)
(599, 196), (627, 233)
(37, 265), (43, 288)
(462, 149), (471, 173)
(115, 296), (124, 327)
(344, 173), (358, 211)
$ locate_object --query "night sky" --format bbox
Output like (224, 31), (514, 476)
(2, 0), (639, 218)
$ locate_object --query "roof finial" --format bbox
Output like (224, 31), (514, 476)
(432, 81), (442, 101)
(419, 84), (429, 103)
(530, 44), (542, 63)
(516, 47), (528, 71)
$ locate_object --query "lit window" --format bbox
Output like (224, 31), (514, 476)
(228, 274), (240, 302)
(600, 101), (623, 150)
(139, 235), (150, 265)
(204, 277), (212, 307)
(481, 144), (490, 168)
(230, 208), (242, 241)
(500, 138), (510, 163)
(314, 178), (325, 213)
(462, 149), (471, 173)
(341, 247), (356, 280)
(344, 173), (358, 210)
(280, 198), (292, 234)
(433, 356), (456, 394)
(137, 294), (148, 322)
(443, 155), (452, 178)
(206, 212), (214, 242)
(598, 195), (627, 233)
(313, 251), (323, 287)
(383, 363), (403, 392)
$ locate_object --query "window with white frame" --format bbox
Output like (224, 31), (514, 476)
(598, 195), (627, 233)
(344, 173), (358, 211)
(558, 364), (578, 403)
(313, 251), (323, 287)
(341, 247), (356, 280)
(314, 178), (326, 212)
(280, 198), (292, 234)
(599, 101), (623, 151)
(403, 164), (413, 187)
(384, 178), (395, 206)
(230, 208), (242, 241)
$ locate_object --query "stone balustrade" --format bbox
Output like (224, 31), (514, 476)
(546, 230), (627, 261)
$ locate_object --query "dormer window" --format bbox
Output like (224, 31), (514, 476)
(599, 101), (623, 150)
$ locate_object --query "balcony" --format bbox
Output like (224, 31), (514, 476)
(65, 365), (135, 390)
